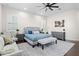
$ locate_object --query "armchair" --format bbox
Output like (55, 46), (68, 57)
(0, 36), (23, 56)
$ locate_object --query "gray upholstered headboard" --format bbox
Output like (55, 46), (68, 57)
(24, 27), (40, 34)
(51, 31), (65, 41)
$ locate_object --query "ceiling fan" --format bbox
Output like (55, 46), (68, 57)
(37, 3), (59, 12)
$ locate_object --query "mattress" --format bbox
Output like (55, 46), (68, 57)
(24, 34), (51, 42)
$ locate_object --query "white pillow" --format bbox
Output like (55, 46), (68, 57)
(33, 31), (39, 34)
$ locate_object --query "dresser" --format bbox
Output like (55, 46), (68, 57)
(51, 31), (65, 41)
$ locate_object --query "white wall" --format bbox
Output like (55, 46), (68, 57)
(2, 6), (44, 33)
(0, 4), (2, 33)
(1, 5), (79, 41)
(47, 10), (79, 41)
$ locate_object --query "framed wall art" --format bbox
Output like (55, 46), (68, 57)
(55, 20), (65, 27)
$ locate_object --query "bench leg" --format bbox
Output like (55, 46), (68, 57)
(32, 45), (35, 48)
(55, 40), (57, 44)
(37, 43), (41, 47)
(42, 45), (44, 50)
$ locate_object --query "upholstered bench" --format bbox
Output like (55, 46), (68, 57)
(38, 37), (57, 50)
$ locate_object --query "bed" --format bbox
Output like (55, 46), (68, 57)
(24, 27), (51, 47)
(25, 34), (51, 42)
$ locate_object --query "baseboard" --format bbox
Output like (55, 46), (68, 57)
(66, 39), (79, 43)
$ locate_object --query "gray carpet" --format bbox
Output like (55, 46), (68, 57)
(17, 40), (75, 56)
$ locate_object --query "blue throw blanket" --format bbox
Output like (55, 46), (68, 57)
(25, 34), (51, 42)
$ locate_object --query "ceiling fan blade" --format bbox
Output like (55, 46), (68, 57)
(51, 3), (57, 5)
(40, 7), (46, 10)
(51, 6), (59, 8)
(45, 8), (47, 12)
(42, 3), (46, 5)
(47, 3), (50, 5)
(49, 7), (53, 11)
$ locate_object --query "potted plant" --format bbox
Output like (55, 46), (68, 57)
(16, 29), (19, 34)
(0, 32), (4, 37)
(0, 32), (4, 35)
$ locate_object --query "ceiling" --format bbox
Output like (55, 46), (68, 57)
(1, 3), (79, 16)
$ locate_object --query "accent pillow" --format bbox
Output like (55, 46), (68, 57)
(33, 31), (39, 34)
(4, 36), (13, 45)
(28, 31), (32, 34)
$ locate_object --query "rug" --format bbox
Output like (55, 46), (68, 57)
(17, 40), (75, 56)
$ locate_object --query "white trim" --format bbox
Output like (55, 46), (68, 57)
(66, 39), (79, 41)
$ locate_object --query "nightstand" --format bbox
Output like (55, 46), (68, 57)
(16, 34), (25, 43)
